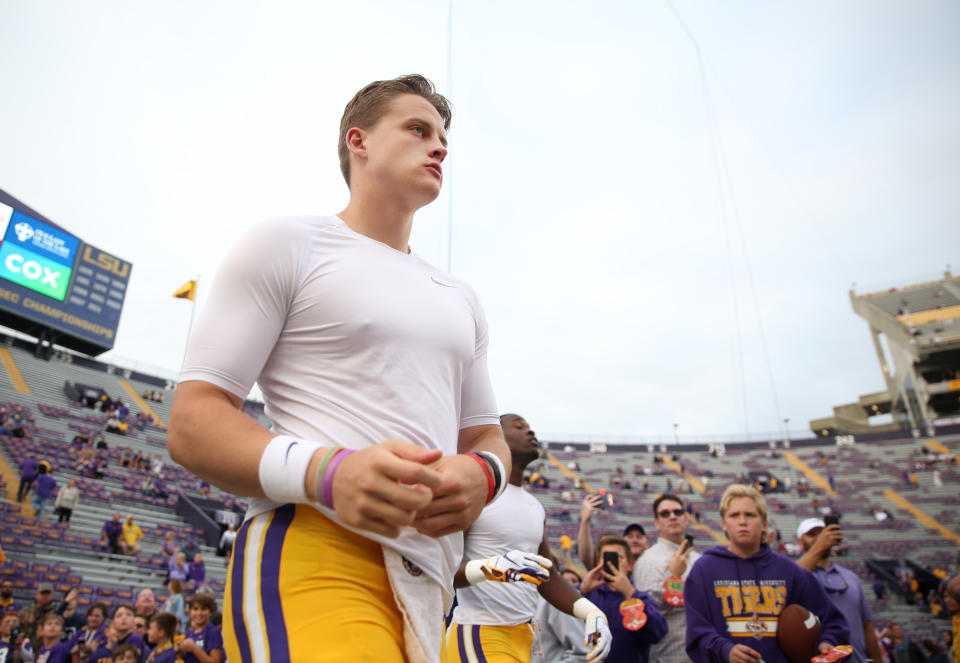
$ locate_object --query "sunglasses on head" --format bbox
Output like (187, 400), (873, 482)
(657, 508), (685, 518)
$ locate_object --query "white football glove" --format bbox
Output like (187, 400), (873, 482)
(464, 550), (552, 585)
(573, 597), (612, 662)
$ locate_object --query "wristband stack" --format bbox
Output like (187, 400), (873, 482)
(467, 451), (508, 504)
(315, 447), (356, 509)
(467, 453), (496, 503)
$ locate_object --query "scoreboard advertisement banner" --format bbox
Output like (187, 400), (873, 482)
(0, 190), (131, 355)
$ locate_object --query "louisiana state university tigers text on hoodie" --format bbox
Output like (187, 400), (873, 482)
(683, 543), (851, 663)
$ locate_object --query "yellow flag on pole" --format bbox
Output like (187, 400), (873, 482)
(172, 280), (197, 301)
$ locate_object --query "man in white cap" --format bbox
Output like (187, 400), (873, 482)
(797, 517), (883, 663)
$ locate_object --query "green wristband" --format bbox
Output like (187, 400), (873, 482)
(313, 446), (342, 503)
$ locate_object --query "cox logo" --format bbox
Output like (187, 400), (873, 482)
(5, 254), (61, 287)
(14, 222), (35, 242)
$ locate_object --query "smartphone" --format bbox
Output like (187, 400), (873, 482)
(684, 533), (695, 548)
(824, 515), (840, 527)
(602, 551), (619, 575)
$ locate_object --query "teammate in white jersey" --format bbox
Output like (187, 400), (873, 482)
(443, 414), (612, 663)
(168, 74), (511, 663)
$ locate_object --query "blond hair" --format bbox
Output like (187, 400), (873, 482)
(718, 484), (768, 523)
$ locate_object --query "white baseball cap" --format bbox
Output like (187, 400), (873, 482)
(796, 518), (826, 539)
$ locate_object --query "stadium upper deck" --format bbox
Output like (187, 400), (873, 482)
(812, 271), (960, 436)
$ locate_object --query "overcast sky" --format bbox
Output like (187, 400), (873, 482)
(1, 1), (958, 442)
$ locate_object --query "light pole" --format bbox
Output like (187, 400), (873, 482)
(783, 418), (790, 444)
(673, 423), (679, 449)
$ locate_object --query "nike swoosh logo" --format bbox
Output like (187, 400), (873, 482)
(431, 276), (455, 288)
(285, 441), (298, 462)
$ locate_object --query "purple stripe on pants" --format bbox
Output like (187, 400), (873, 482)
(260, 504), (296, 663)
(229, 516), (253, 663)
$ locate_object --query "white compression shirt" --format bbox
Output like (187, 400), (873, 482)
(453, 484), (545, 626)
(179, 215), (500, 588)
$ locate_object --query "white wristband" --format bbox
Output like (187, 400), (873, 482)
(464, 559), (486, 585)
(258, 435), (323, 504)
(572, 597), (601, 621)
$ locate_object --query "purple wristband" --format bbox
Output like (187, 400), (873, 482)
(322, 448), (355, 509)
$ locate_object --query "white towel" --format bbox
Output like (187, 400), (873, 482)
(383, 547), (453, 663)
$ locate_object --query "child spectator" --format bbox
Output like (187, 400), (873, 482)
(145, 612), (178, 663)
(175, 593), (223, 663)
(0, 611), (25, 661)
(161, 579), (186, 629)
(34, 613), (71, 663)
(89, 606), (146, 661)
(112, 642), (141, 663)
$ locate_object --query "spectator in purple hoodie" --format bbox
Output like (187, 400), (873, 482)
(684, 484), (849, 663)
(17, 455), (39, 502)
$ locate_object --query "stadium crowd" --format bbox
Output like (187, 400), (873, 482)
(4, 397), (957, 663)
(5, 403), (959, 662)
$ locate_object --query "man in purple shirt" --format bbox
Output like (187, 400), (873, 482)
(17, 456), (38, 502)
(579, 533), (667, 663)
(100, 513), (124, 554)
(31, 465), (57, 520)
(187, 553), (206, 584)
(796, 518), (884, 663)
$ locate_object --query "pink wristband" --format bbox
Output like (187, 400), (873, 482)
(321, 448), (355, 509)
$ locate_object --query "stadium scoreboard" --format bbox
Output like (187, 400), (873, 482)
(0, 188), (131, 356)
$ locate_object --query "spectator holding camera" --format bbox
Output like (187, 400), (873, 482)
(0, 611), (27, 663)
(797, 517), (884, 663)
(579, 488), (649, 573)
(579, 534), (667, 663)
(634, 494), (701, 663)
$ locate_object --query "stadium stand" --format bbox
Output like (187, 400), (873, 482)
(813, 270), (960, 436)
(0, 336), (250, 619)
(533, 434), (958, 641)
(0, 330), (953, 649)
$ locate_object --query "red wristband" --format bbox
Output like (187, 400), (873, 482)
(467, 453), (496, 504)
